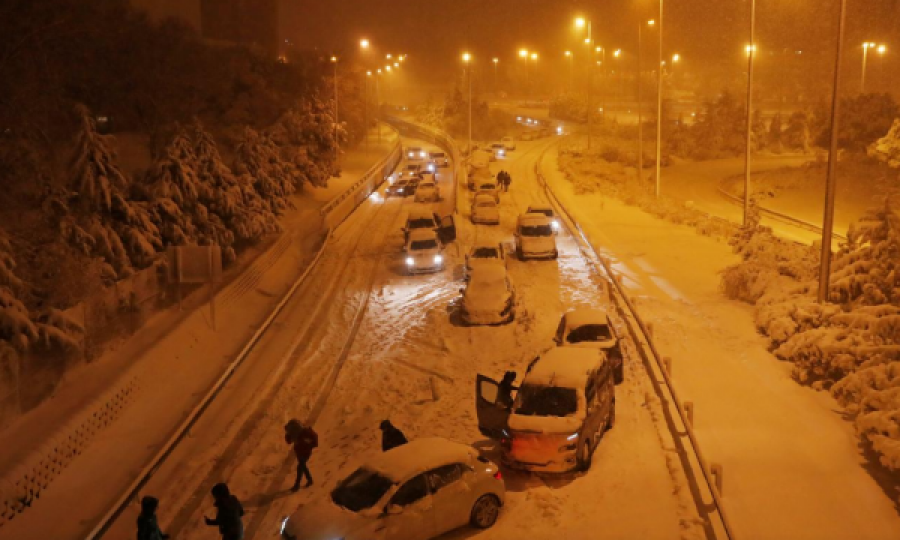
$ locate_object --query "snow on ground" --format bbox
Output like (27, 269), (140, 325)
(0, 135), (397, 540)
(194, 137), (705, 540)
(540, 146), (900, 540)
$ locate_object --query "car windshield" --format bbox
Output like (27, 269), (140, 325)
(514, 385), (578, 417)
(567, 324), (613, 343)
(411, 239), (438, 250)
(331, 468), (394, 512)
(477, 201), (495, 208)
(430, 152), (445, 158)
(472, 247), (499, 258)
(480, 184), (495, 190)
(521, 224), (553, 236)
(408, 218), (435, 229)
(529, 208), (553, 218)
(406, 165), (419, 171)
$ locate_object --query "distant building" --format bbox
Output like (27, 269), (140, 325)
(200, 0), (279, 57)
(130, 0), (201, 31)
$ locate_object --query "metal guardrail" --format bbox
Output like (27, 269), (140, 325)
(716, 186), (846, 242)
(534, 147), (736, 540)
(320, 127), (402, 230)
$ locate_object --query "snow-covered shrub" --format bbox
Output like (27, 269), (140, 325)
(869, 118), (900, 169)
(234, 126), (297, 214)
(271, 101), (344, 189)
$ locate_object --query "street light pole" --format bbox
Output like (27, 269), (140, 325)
(818, 0), (848, 304)
(364, 72), (371, 154)
(638, 22), (644, 184)
(331, 56), (340, 174)
(462, 52), (473, 150)
(861, 42), (872, 93)
(493, 57), (499, 91)
(655, 0), (663, 198)
(743, 0), (756, 226)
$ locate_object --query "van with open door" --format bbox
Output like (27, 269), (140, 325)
(475, 347), (614, 473)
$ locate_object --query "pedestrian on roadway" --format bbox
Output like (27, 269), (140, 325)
(503, 171), (512, 191)
(204, 483), (244, 540)
(379, 420), (409, 452)
(285, 418), (318, 491)
(497, 371), (518, 409)
(137, 496), (170, 540)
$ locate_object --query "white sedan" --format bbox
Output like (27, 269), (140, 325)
(460, 265), (516, 325)
(281, 438), (505, 540)
(414, 180), (440, 203)
(405, 229), (444, 274)
(470, 194), (500, 225)
(465, 242), (506, 276)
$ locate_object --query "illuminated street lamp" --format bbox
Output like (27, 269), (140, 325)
(462, 52), (473, 149)
(394, 62), (399, 67)
(613, 49), (622, 58)
(330, 56), (340, 172)
(530, 52), (538, 61)
(672, 53), (680, 63)
(518, 48), (529, 59)
(385, 65), (392, 72)
(637, 19), (657, 185)
(492, 57), (499, 89)
(742, 0), (757, 226)
(575, 15), (595, 148)
(861, 42), (886, 93)
(359, 38), (370, 50)
(386, 53), (392, 60)
(877, 44), (887, 55)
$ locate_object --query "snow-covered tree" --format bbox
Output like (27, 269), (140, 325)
(783, 111), (811, 153)
(768, 113), (783, 153)
(234, 126), (296, 213)
(271, 101), (342, 189)
(869, 118), (900, 169)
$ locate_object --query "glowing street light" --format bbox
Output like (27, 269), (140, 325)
(461, 52), (473, 149)
(877, 44), (887, 55)
(462, 52), (472, 63)
(564, 50), (572, 57)
(530, 52), (538, 60)
(745, 44), (757, 56)
(366, 70), (372, 76)
(672, 53), (680, 63)
(386, 53), (393, 60)
(613, 49), (622, 58)
(492, 57), (499, 64)
(330, 55), (338, 63)
(575, 17), (586, 28)
(359, 38), (370, 50)
(385, 65), (392, 72)
(518, 48), (529, 58)
(394, 62), (399, 67)
(862, 42), (886, 92)
(648, 19), (656, 26)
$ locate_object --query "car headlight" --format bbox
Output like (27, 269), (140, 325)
(408, 152), (414, 158)
(551, 220), (560, 230)
(558, 432), (579, 451)
(406, 257), (415, 266)
(420, 151), (426, 157)
(434, 254), (443, 264)
(398, 188), (404, 192)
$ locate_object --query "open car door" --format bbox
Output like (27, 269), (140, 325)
(438, 215), (456, 244)
(475, 374), (510, 439)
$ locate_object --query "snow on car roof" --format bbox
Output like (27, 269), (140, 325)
(518, 212), (551, 225)
(408, 228), (438, 242)
(407, 208), (435, 219)
(468, 264), (507, 283)
(565, 308), (610, 329)
(525, 348), (606, 389)
(471, 238), (499, 249)
(527, 204), (553, 212)
(473, 193), (496, 203)
(367, 438), (477, 482)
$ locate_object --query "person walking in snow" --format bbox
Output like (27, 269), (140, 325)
(502, 171), (512, 191)
(379, 420), (409, 452)
(137, 496), (170, 540)
(497, 371), (518, 409)
(285, 418), (318, 491)
(204, 483), (244, 540)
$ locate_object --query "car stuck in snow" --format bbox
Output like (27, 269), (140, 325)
(515, 213), (558, 259)
(459, 265), (516, 325)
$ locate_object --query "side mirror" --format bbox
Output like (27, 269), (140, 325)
(386, 504), (403, 516)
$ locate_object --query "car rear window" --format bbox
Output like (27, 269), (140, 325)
(472, 247), (499, 258)
(567, 324), (613, 343)
(521, 224), (553, 236)
(514, 385), (578, 417)
(408, 218), (435, 229)
(529, 208), (553, 217)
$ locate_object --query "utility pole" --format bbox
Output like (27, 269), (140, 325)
(638, 22), (644, 183)
(655, 0), (663, 198)
(818, 0), (848, 303)
(743, 0), (756, 226)
(587, 21), (594, 150)
(331, 56), (340, 173)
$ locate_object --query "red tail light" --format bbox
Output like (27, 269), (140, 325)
(493, 470), (502, 480)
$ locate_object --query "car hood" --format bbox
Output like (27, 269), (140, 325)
(520, 235), (555, 251)
(284, 500), (377, 540)
(409, 247), (440, 258)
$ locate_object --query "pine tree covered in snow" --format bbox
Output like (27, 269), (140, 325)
(869, 118), (900, 169)
(57, 105), (162, 278)
(270, 100), (342, 189)
(0, 232), (36, 350)
(234, 126), (297, 214)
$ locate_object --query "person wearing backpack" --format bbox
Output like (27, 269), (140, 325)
(285, 419), (318, 492)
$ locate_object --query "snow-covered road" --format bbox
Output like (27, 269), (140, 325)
(91, 136), (711, 540)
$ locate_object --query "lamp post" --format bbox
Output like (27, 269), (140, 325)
(818, 0), (849, 303)
(743, 0), (757, 226)
(861, 42), (886, 93)
(462, 52), (473, 150)
(655, 0), (664, 199)
(575, 16), (594, 149)
(330, 55), (340, 173)
(492, 57), (499, 91)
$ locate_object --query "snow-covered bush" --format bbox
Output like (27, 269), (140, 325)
(234, 126), (297, 215)
(271, 102), (342, 189)
(869, 118), (900, 169)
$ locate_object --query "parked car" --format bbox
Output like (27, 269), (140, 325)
(406, 146), (427, 161)
(501, 136), (516, 151)
(470, 194), (500, 225)
(476, 347), (615, 473)
(465, 241), (506, 276)
(475, 179), (501, 202)
(490, 143), (506, 159)
(397, 163), (423, 179)
(514, 213), (558, 259)
(554, 308), (625, 383)
(405, 229), (444, 274)
(526, 204), (560, 232)
(281, 438), (506, 540)
(415, 180), (441, 203)
(459, 265), (516, 325)
(403, 208), (457, 244)
(429, 151), (450, 168)
(386, 178), (412, 197)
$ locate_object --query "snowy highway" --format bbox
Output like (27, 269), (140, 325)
(86, 135), (712, 540)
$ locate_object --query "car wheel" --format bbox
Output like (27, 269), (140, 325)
(470, 494), (501, 529)
(576, 439), (593, 471)
(614, 362), (624, 384)
(552, 249), (559, 260)
(607, 399), (616, 431)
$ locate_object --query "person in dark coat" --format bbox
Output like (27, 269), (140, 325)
(137, 496), (169, 540)
(204, 483), (244, 540)
(497, 371), (518, 409)
(285, 419), (318, 491)
(379, 420), (409, 452)
(503, 171), (512, 191)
